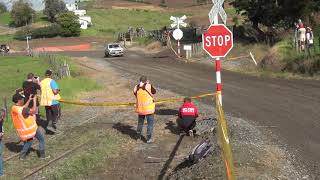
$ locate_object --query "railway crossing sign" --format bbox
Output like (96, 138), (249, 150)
(170, 15), (187, 29)
(172, 29), (183, 40)
(202, 24), (233, 58)
(209, 0), (227, 24)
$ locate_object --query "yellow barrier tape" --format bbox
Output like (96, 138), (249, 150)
(216, 95), (236, 180)
(59, 93), (216, 107)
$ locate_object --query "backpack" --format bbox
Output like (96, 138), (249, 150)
(188, 139), (213, 164)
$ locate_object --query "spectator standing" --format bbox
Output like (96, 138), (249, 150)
(0, 108), (5, 176)
(133, 76), (156, 144)
(306, 27), (315, 57)
(22, 73), (41, 116)
(177, 97), (199, 137)
(40, 70), (61, 133)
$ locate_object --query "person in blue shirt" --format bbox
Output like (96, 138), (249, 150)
(40, 70), (61, 133)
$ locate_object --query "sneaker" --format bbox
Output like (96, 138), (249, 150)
(39, 150), (50, 159)
(135, 133), (141, 141)
(189, 130), (194, 137)
(19, 154), (27, 160)
(147, 138), (154, 144)
(47, 125), (56, 133)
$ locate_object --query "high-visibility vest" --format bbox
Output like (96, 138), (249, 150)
(135, 84), (155, 115)
(40, 78), (61, 106)
(11, 106), (37, 141)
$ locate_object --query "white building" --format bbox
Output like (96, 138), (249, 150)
(74, 10), (86, 16)
(79, 16), (92, 30)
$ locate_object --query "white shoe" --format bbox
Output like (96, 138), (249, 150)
(189, 130), (194, 137)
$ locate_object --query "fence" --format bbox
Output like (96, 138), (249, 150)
(216, 95), (236, 180)
(32, 52), (71, 79)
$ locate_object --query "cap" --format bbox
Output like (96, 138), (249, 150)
(45, 69), (53, 76)
(12, 93), (25, 103)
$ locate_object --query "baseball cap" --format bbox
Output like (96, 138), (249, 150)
(12, 93), (25, 103)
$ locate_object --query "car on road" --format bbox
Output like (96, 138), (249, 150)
(105, 43), (124, 57)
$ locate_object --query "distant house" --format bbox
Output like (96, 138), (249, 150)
(65, 0), (77, 11)
(74, 10), (86, 16)
(79, 16), (92, 30)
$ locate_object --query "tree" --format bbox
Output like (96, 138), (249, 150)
(56, 12), (81, 37)
(11, 0), (35, 27)
(0, 2), (7, 14)
(44, 0), (67, 22)
(233, 0), (320, 30)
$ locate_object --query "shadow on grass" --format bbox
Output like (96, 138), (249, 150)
(158, 135), (185, 180)
(155, 109), (178, 116)
(112, 122), (147, 142)
(164, 120), (180, 135)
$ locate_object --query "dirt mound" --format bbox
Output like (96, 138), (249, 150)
(260, 47), (286, 71)
(146, 41), (163, 52)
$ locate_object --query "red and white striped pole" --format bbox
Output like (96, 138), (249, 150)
(214, 12), (222, 104)
(177, 40), (181, 58)
(215, 57), (222, 104)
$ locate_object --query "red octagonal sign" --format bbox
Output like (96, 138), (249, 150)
(202, 24), (233, 58)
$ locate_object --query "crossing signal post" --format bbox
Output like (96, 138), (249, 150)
(203, 0), (235, 179)
(170, 15), (187, 58)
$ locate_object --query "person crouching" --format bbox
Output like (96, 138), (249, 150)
(177, 97), (198, 137)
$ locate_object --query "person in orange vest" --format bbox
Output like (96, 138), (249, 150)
(133, 76), (156, 144)
(11, 92), (48, 160)
(40, 70), (61, 133)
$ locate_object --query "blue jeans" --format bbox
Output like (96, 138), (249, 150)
(20, 128), (45, 156)
(137, 114), (154, 139)
(0, 141), (3, 176)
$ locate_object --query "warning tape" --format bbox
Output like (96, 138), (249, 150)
(215, 95), (236, 180)
(59, 93), (216, 107)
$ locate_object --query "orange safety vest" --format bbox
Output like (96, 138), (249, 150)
(11, 106), (37, 141)
(135, 84), (155, 115)
(40, 78), (61, 106)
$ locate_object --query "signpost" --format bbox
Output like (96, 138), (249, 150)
(26, 36), (31, 55)
(170, 15), (187, 57)
(203, 1), (235, 180)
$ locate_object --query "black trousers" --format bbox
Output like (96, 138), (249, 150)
(177, 117), (196, 132)
(45, 104), (61, 127)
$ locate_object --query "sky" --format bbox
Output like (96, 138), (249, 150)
(0, 0), (75, 11)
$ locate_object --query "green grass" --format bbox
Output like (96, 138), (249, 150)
(0, 56), (99, 133)
(0, 34), (14, 43)
(0, 12), (12, 25)
(82, 9), (184, 37)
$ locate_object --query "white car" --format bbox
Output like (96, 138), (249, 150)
(105, 43), (124, 57)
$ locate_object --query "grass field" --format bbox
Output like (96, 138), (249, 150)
(0, 56), (99, 133)
(82, 9), (185, 37)
(0, 12), (11, 25)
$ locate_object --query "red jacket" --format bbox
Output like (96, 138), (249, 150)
(179, 102), (199, 118)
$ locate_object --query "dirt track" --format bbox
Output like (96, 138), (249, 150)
(61, 49), (320, 178)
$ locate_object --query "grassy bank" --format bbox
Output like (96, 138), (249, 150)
(0, 12), (11, 25)
(0, 56), (99, 133)
(82, 9), (184, 37)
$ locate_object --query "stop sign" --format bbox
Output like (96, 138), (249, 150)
(202, 24), (233, 58)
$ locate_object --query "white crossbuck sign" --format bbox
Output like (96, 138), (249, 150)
(170, 15), (188, 29)
(209, 0), (227, 24)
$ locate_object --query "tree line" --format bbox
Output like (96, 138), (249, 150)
(0, 0), (81, 38)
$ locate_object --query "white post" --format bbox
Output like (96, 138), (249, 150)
(178, 40), (181, 57)
(26, 37), (30, 55)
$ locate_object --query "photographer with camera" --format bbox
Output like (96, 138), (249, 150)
(22, 73), (41, 113)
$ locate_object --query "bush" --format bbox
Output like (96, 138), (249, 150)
(0, 2), (7, 14)
(56, 12), (81, 37)
(11, 0), (35, 27)
(14, 24), (62, 40)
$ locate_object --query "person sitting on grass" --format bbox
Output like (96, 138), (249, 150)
(177, 97), (199, 137)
